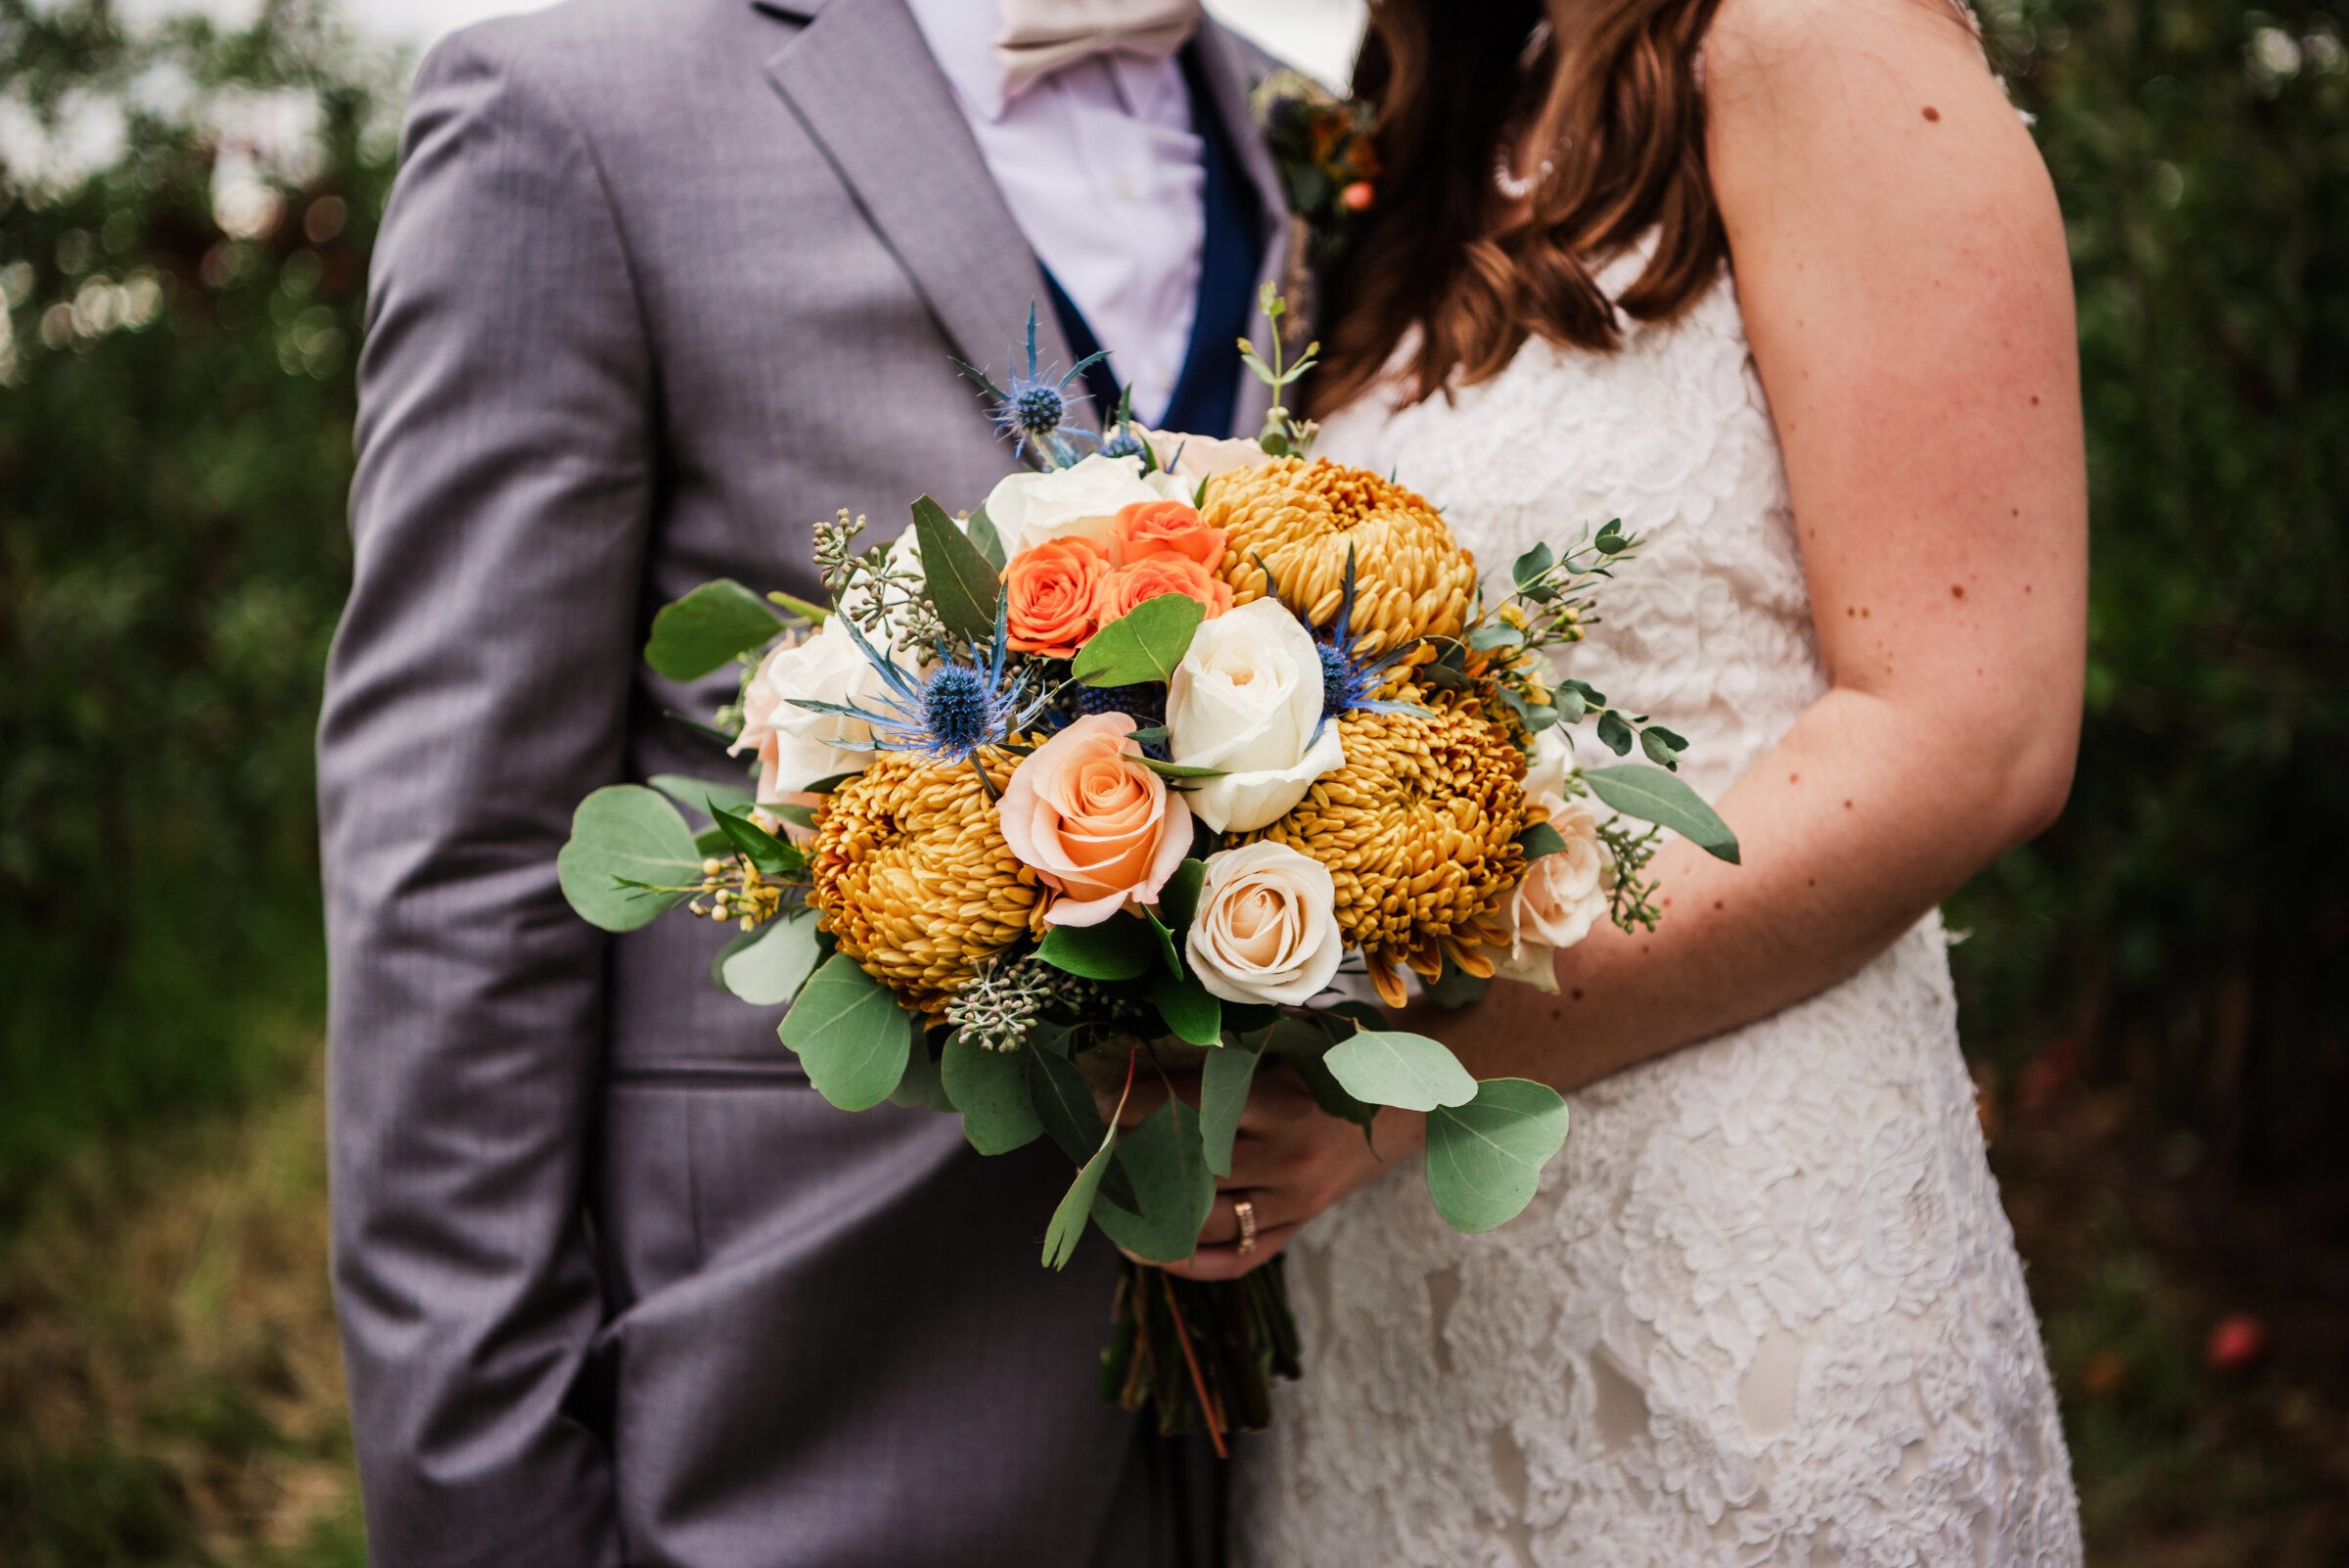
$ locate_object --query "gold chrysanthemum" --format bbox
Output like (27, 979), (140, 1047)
(1244, 687), (1534, 1010)
(1204, 457), (1477, 657)
(809, 748), (1046, 1014)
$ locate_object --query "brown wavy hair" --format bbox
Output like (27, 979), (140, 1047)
(1308, 0), (1729, 416)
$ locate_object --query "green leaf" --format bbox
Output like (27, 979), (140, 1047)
(650, 772), (757, 819)
(966, 506), (1007, 571)
(1036, 915), (1157, 981)
(1639, 728), (1682, 769)
(1071, 593), (1205, 687)
(556, 785), (702, 932)
(1199, 1041), (1259, 1177)
(1511, 542), (1554, 591)
(1150, 970), (1221, 1046)
(1593, 519), (1630, 555)
(776, 954), (914, 1111)
(888, 1039), (955, 1111)
(1517, 820), (1568, 862)
(803, 770), (863, 795)
(644, 578), (786, 680)
(943, 1033), (1043, 1154)
(1585, 763), (1742, 864)
(713, 807), (801, 877)
(1424, 1079), (1571, 1232)
(766, 803), (819, 832)
(912, 495), (1002, 641)
(1423, 960), (1492, 1010)
(764, 589), (831, 623)
(1043, 1135), (1118, 1269)
(717, 908), (822, 1005)
(1028, 1047), (1108, 1164)
(1263, 1018), (1377, 1127)
(1595, 709), (1634, 756)
(1325, 1029), (1479, 1112)
(1092, 1098), (1217, 1264)
(1134, 757), (1228, 781)
(1469, 623), (1525, 652)
(1141, 910), (1184, 979)
(693, 826), (732, 859)
(1157, 858), (1207, 930)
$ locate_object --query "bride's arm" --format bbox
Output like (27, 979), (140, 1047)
(1166, 0), (2088, 1273)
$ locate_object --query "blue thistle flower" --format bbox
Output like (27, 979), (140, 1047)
(954, 305), (1109, 469)
(787, 601), (1053, 770)
(1313, 545), (1428, 741)
(1095, 383), (1149, 463)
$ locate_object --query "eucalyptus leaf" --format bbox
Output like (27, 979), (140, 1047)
(1424, 1079), (1572, 1232)
(912, 496), (1003, 641)
(1325, 1030), (1479, 1112)
(1150, 970), (1221, 1047)
(717, 908), (822, 1005)
(776, 954), (913, 1111)
(1199, 1041), (1259, 1177)
(1263, 1018), (1377, 1128)
(1596, 709), (1634, 756)
(1072, 593), (1205, 687)
(1517, 820), (1569, 862)
(943, 1032), (1043, 1154)
(1423, 960), (1492, 1010)
(1036, 915), (1157, 981)
(556, 785), (702, 932)
(650, 772), (757, 819)
(1469, 623), (1525, 652)
(1028, 1047), (1109, 1164)
(1586, 763), (1742, 863)
(888, 1040), (955, 1112)
(965, 506), (1007, 571)
(1639, 728), (1682, 769)
(1091, 1098), (1217, 1264)
(1157, 858), (1207, 930)
(693, 826), (732, 859)
(1043, 1135), (1118, 1269)
(644, 578), (786, 680)
(764, 589), (831, 623)
(1511, 542), (1554, 593)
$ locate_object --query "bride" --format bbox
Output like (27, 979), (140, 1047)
(1193, 0), (2090, 1558)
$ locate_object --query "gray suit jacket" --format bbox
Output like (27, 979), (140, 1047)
(317, 2), (1284, 1561)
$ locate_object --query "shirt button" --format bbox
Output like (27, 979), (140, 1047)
(1113, 175), (1137, 201)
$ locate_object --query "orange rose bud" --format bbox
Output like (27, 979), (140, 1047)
(1113, 499), (1228, 569)
(1003, 536), (1113, 658)
(1098, 554), (1235, 624)
(1340, 180), (1375, 211)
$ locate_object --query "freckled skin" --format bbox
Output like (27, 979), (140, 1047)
(1161, 0), (2088, 1276)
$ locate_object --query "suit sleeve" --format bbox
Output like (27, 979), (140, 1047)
(316, 26), (650, 1566)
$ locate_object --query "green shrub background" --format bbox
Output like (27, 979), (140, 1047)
(0, 0), (2342, 1560)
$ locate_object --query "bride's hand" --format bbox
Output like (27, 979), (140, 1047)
(1109, 1063), (1425, 1281)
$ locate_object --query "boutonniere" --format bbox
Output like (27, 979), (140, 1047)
(1251, 69), (1379, 337)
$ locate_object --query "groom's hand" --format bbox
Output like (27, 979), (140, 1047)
(1110, 1062), (1426, 1281)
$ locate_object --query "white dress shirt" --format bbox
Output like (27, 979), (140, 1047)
(905, 0), (1205, 424)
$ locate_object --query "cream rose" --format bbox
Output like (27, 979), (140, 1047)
(1165, 597), (1345, 834)
(1141, 428), (1271, 481)
(984, 452), (1187, 558)
(998, 713), (1193, 927)
(1184, 842), (1344, 1005)
(729, 615), (912, 801)
(1489, 732), (1617, 991)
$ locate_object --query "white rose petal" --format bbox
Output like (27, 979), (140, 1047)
(1489, 790), (1616, 992)
(1185, 841), (1346, 1006)
(984, 452), (1187, 558)
(1141, 428), (1271, 481)
(1166, 597), (1342, 833)
(729, 615), (913, 800)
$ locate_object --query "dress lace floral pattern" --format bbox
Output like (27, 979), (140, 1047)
(1232, 253), (2082, 1567)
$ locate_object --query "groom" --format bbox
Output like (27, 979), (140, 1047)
(317, 0), (1294, 1562)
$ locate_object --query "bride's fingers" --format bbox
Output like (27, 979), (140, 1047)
(1160, 1223), (1303, 1282)
(1196, 1187), (1283, 1247)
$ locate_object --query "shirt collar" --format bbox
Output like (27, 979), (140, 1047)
(903, 0), (1015, 121)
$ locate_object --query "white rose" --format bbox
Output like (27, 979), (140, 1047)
(1489, 788), (1616, 992)
(1185, 841), (1345, 1006)
(1165, 597), (1345, 833)
(984, 452), (1186, 558)
(729, 615), (913, 801)
(1141, 428), (1271, 481)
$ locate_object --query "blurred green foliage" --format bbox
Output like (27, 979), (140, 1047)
(1955, 0), (2349, 1193)
(0, 0), (395, 1214)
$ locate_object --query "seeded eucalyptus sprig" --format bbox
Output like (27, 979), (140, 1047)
(1240, 284), (1320, 459)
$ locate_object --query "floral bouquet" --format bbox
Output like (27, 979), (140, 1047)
(555, 298), (1738, 1448)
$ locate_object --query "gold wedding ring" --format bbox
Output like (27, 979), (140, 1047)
(1234, 1197), (1259, 1256)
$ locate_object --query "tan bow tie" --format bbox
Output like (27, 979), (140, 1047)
(992, 0), (1205, 101)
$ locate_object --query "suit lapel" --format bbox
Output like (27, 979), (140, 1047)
(1189, 23), (1288, 438)
(758, 0), (1081, 396)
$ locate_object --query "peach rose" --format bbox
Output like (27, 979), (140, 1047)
(1097, 555), (1234, 625)
(1113, 500), (1227, 570)
(998, 713), (1194, 927)
(1003, 536), (1113, 658)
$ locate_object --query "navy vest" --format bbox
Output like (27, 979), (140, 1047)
(1041, 46), (1266, 442)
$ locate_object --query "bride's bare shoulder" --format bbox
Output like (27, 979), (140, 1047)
(1702, 0), (2009, 136)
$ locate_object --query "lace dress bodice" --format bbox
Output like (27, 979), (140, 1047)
(1232, 256), (2081, 1567)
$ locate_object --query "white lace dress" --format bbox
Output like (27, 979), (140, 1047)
(1232, 253), (2083, 1567)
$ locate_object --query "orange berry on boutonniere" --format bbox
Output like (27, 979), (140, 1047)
(1113, 499), (1228, 570)
(1098, 555), (1234, 625)
(1002, 536), (1113, 659)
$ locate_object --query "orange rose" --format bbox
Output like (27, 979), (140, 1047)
(1113, 499), (1228, 569)
(998, 714), (1194, 927)
(1003, 536), (1113, 658)
(1098, 555), (1235, 624)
